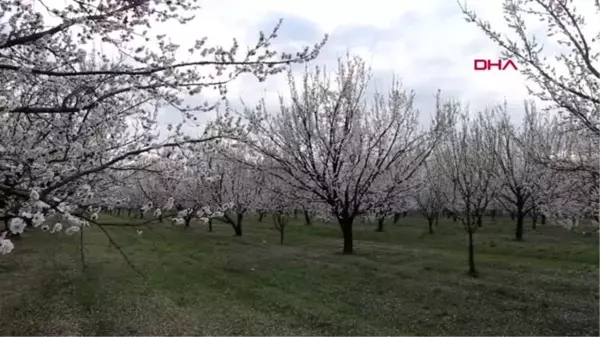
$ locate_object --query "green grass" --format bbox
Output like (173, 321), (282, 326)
(0, 214), (598, 335)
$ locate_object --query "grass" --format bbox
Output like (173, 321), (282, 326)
(0, 214), (598, 335)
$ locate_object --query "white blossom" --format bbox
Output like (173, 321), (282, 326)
(31, 212), (45, 228)
(0, 239), (15, 255)
(50, 223), (63, 234)
(29, 189), (39, 201)
(9, 218), (26, 235)
(65, 226), (80, 236)
(163, 198), (174, 211)
(211, 211), (224, 218)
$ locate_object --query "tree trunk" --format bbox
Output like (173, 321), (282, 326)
(294, 209), (298, 219)
(428, 218), (434, 234)
(376, 217), (384, 232)
(490, 209), (496, 221)
(541, 214), (546, 225)
(185, 217), (191, 228)
(234, 213), (243, 236)
(139, 210), (144, 219)
(476, 215), (483, 228)
(208, 219), (213, 232)
(510, 212), (516, 220)
(303, 210), (312, 226)
(515, 210), (525, 241)
(233, 225), (242, 236)
(532, 213), (538, 230)
(128, 209), (132, 217)
(467, 229), (477, 277)
(393, 212), (401, 224)
(258, 211), (265, 222)
(339, 218), (354, 254)
(280, 226), (284, 245)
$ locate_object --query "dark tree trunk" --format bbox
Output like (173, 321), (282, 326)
(339, 218), (354, 254)
(208, 219), (213, 232)
(185, 217), (191, 228)
(139, 210), (144, 219)
(434, 215), (439, 228)
(515, 209), (525, 241)
(393, 212), (401, 224)
(376, 217), (384, 232)
(303, 210), (312, 226)
(490, 209), (496, 221)
(452, 214), (457, 222)
(258, 211), (265, 222)
(510, 212), (516, 220)
(476, 215), (483, 228)
(532, 213), (538, 230)
(427, 217), (434, 234)
(541, 214), (547, 225)
(280, 226), (284, 245)
(294, 209), (298, 219)
(468, 229), (477, 277)
(128, 209), (132, 217)
(233, 225), (242, 236)
(234, 213), (243, 236)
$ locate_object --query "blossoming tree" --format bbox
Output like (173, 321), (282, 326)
(0, 0), (326, 254)
(224, 55), (452, 254)
(433, 106), (500, 276)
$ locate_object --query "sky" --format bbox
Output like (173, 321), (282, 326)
(150, 0), (552, 135)
(38, 0), (600, 136)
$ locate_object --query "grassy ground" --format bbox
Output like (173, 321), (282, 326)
(0, 214), (598, 335)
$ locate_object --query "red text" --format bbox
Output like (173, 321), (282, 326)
(473, 59), (518, 71)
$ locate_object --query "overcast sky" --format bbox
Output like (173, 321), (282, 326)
(133, 0), (596, 136)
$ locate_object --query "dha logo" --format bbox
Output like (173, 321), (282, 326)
(473, 59), (518, 71)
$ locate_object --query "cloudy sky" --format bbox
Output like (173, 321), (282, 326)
(141, 0), (596, 135)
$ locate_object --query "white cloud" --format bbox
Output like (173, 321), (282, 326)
(165, 0), (534, 112)
(43, 0), (598, 127)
